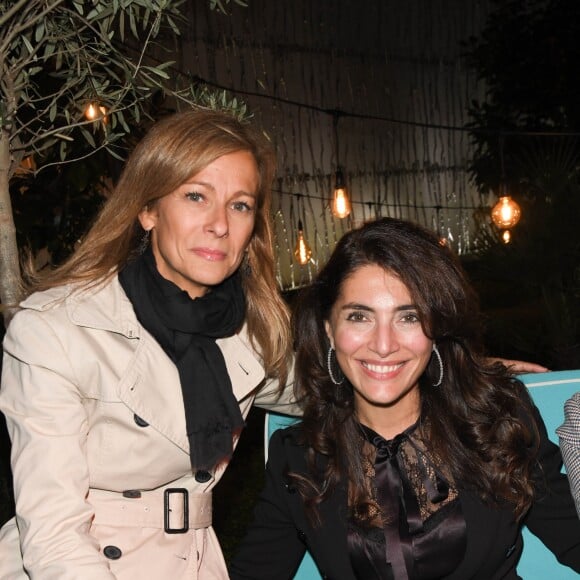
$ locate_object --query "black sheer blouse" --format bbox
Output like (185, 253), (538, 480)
(347, 422), (467, 579)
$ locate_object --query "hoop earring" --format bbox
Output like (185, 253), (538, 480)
(432, 343), (444, 387)
(327, 346), (345, 385)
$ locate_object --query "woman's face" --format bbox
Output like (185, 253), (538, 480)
(324, 264), (433, 435)
(139, 150), (259, 298)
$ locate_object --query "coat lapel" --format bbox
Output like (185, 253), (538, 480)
(66, 276), (266, 453)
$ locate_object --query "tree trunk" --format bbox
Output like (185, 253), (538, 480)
(0, 129), (23, 326)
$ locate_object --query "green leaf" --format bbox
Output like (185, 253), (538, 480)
(105, 145), (126, 162)
(72, 0), (84, 15)
(119, 10), (125, 42)
(22, 35), (34, 55)
(80, 126), (96, 148)
(59, 140), (67, 162)
(129, 9), (139, 38)
(43, 41), (56, 59)
(34, 21), (45, 43)
(142, 65), (170, 80)
(117, 111), (130, 133)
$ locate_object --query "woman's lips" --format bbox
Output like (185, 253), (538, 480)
(192, 247), (227, 261)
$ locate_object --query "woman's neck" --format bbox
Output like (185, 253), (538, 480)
(356, 397), (421, 441)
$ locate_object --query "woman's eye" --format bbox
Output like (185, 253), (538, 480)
(401, 312), (420, 324)
(232, 200), (254, 212)
(186, 191), (203, 202)
(346, 311), (367, 322)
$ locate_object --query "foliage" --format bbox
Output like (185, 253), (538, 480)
(0, 0), (247, 173)
(467, 137), (580, 369)
(463, 0), (580, 193)
(462, 0), (580, 368)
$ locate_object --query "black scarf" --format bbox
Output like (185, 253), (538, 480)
(119, 247), (246, 471)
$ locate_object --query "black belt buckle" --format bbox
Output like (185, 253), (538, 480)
(164, 488), (189, 534)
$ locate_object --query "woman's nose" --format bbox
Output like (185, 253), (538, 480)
(369, 324), (399, 356)
(206, 206), (229, 238)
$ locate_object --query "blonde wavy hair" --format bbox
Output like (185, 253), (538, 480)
(27, 109), (291, 381)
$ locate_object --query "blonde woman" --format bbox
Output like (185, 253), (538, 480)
(0, 110), (296, 579)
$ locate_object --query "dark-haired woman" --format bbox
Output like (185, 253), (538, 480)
(230, 217), (580, 580)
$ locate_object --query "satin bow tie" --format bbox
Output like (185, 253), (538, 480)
(362, 424), (450, 579)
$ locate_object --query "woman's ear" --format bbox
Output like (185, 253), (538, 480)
(324, 320), (334, 349)
(138, 206), (156, 232)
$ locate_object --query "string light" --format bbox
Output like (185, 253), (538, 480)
(85, 102), (108, 124)
(330, 113), (351, 219)
(331, 168), (351, 218)
(293, 220), (312, 265)
(491, 195), (521, 229)
(491, 136), (521, 231)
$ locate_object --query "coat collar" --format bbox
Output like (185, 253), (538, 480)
(68, 277), (266, 396)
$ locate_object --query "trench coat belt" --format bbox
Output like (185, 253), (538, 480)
(87, 486), (212, 530)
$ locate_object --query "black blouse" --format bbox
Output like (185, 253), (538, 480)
(347, 423), (467, 579)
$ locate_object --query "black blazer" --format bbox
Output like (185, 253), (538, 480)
(230, 418), (580, 580)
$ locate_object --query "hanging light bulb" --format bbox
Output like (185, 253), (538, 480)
(85, 103), (98, 120)
(293, 220), (312, 265)
(501, 229), (511, 244)
(491, 195), (521, 229)
(331, 168), (351, 219)
(85, 102), (108, 123)
(492, 136), (521, 231)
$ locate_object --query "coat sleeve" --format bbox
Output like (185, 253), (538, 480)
(229, 429), (308, 579)
(556, 391), (580, 517)
(524, 404), (580, 572)
(0, 309), (116, 579)
(253, 359), (303, 416)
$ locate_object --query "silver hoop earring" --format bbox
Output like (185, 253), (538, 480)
(327, 347), (345, 385)
(432, 344), (444, 387)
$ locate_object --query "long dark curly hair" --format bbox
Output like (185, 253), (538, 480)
(291, 217), (539, 524)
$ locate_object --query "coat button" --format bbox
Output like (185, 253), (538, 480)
(103, 545), (122, 560)
(133, 414), (149, 427)
(122, 489), (142, 499)
(195, 470), (212, 483)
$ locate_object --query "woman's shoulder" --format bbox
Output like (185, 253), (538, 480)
(270, 422), (304, 447)
(19, 284), (74, 311)
(7, 276), (123, 338)
(269, 423), (308, 459)
(268, 423), (323, 470)
(6, 285), (76, 340)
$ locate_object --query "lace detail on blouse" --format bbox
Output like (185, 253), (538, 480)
(347, 421), (467, 580)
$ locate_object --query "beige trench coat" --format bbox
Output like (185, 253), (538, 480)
(0, 276), (298, 579)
